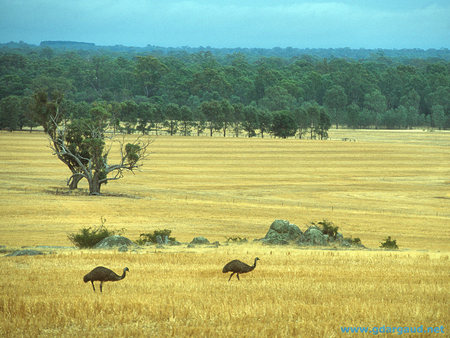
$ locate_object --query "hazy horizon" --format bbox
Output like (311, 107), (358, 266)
(1, 0), (449, 49)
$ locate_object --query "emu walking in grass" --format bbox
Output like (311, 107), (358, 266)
(83, 266), (129, 292)
(222, 257), (259, 281)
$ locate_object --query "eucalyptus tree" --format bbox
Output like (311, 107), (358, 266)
(30, 90), (150, 195)
(135, 56), (169, 97)
(242, 105), (259, 137)
(323, 85), (347, 128)
(271, 110), (297, 138)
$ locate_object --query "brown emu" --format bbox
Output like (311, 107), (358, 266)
(83, 266), (129, 292)
(222, 257), (259, 281)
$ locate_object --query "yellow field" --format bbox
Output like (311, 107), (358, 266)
(0, 130), (449, 336)
(0, 130), (448, 249)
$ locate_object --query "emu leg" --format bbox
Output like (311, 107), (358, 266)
(91, 281), (96, 292)
(100, 282), (103, 293)
(237, 273), (240, 281)
(228, 272), (235, 281)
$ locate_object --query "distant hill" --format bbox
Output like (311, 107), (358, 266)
(40, 41), (96, 50)
(1, 40), (449, 60)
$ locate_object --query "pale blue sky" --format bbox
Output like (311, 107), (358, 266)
(0, 0), (449, 48)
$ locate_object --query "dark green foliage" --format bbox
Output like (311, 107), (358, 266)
(316, 219), (339, 239)
(125, 143), (141, 164)
(226, 236), (248, 244)
(271, 110), (297, 138)
(380, 236), (399, 249)
(67, 218), (121, 248)
(352, 237), (361, 245)
(136, 229), (176, 245)
(0, 43), (449, 134)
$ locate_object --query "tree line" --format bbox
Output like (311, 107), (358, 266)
(1, 44), (449, 136)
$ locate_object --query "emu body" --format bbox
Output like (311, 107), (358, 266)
(83, 266), (129, 292)
(222, 257), (259, 281)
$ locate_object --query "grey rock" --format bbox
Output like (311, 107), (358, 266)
(298, 226), (329, 246)
(210, 241), (220, 248)
(94, 235), (135, 249)
(167, 240), (182, 246)
(6, 249), (44, 257)
(118, 244), (129, 252)
(260, 220), (303, 245)
(190, 236), (210, 245)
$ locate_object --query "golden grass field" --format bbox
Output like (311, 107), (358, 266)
(0, 129), (449, 337)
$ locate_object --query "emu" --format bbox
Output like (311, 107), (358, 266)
(222, 257), (259, 281)
(83, 266), (129, 292)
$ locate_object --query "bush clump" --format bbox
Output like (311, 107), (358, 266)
(380, 236), (399, 249)
(226, 236), (248, 244)
(68, 225), (116, 248)
(67, 218), (123, 248)
(136, 229), (175, 245)
(316, 219), (339, 239)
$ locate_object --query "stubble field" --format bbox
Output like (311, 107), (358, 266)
(0, 130), (449, 336)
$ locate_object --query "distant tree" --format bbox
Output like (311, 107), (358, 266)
(192, 109), (207, 136)
(431, 105), (446, 130)
(346, 102), (361, 128)
(324, 85), (347, 128)
(164, 103), (180, 136)
(271, 110), (297, 138)
(294, 105), (309, 139)
(0, 95), (22, 130)
(260, 85), (296, 112)
(257, 109), (273, 138)
(136, 102), (154, 135)
(304, 102), (320, 139)
(135, 56), (169, 97)
(179, 105), (193, 136)
(219, 99), (234, 137)
(231, 103), (244, 137)
(364, 90), (387, 128)
(151, 104), (166, 135)
(317, 108), (331, 139)
(242, 105), (259, 137)
(200, 100), (222, 137)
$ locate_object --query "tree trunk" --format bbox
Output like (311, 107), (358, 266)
(88, 173), (101, 195)
(68, 174), (83, 190)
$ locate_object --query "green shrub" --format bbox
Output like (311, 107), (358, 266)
(226, 236), (248, 244)
(136, 229), (175, 245)
(380, 236), (399, 249)
(67, 218), (122, 248)
(317, 219), (339, 239)
(352, 237), (362, 245)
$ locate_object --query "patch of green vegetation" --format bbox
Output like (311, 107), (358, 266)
(67, 217), (123, 248)
(136, 229), (176, 245)
(226, 236), (248, 244)
(316, 219), (339, 239)
(380, 236), (399, 249)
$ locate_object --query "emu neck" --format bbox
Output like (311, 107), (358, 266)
(252, 259), (258, 269)
(120, 269), (127, 280)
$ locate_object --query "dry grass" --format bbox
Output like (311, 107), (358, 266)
(0, 248), (448, 337)
(0, 129), (449, 336)
(0, 130), (448, 249)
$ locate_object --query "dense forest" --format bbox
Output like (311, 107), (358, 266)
(1, 41), (449, 136)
